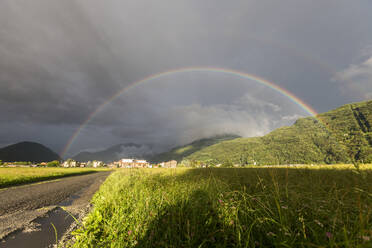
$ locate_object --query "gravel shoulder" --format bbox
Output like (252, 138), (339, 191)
(0, 171), (111, 240)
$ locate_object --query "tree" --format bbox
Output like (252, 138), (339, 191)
(47, 160), (60, 167)
(239, 153), (249, 166)
(222, 158), (234, 168)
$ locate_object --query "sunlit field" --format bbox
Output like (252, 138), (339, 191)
(0, 167), (105, 188)
(70, 165), (372, 247)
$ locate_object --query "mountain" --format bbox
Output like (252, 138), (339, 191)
(73, 143), (153, 163)
(156, 100), (372, 165)
(73, 135), (240, 163)
(148, 134), (241, 163)
(0, 141), (61, 163)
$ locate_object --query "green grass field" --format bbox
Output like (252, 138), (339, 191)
(70, 165), (372, 248)
(0, 167), (103, 188)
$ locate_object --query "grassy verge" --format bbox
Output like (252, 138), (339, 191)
(71, 166), (372, 247)
(0, 167), (106, 188)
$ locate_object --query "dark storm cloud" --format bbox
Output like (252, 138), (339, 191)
(1, 0), (371, 156)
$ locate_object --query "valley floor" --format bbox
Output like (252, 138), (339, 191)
(69, 166), (372, 248)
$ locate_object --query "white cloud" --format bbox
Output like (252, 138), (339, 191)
(281, 114), (304, 122)
(333, 50), (372, 100)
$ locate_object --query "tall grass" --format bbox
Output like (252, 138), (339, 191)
(71, 167), (372, 247)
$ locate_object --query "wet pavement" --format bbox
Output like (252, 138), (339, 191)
(0, 171), (111, 248)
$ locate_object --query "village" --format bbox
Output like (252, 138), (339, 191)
(0, 158), (178, 168)
(61, 158), (178, 169)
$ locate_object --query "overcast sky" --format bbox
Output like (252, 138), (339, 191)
(1, 0), (372, 157)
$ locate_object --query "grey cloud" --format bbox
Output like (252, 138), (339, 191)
(333, 48), (372, 100)
(1, 0), (372, 155)
(99, 91), (306, 155)
(115, 144), (155, 160)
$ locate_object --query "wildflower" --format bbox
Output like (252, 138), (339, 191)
(326, 232), (332, 239)
(128, 230), (132, 235)
(362, 236), (370, 242)
(218, 199), (223, 205)
(314, 219), (324, 228)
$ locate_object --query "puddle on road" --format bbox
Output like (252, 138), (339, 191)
(0, 195), (79, 248)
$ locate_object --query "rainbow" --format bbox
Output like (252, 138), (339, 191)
(61, 67), (318, 158)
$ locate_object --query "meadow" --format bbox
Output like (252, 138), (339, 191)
(0, 167), (102, 188)
(70, 165), (372, 248)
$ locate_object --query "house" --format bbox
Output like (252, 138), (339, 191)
(92, 161), (104, 168)
(63, 160), (78, 168)
(62, 161), (69, 167)
(134, 159), (149, 168)
(117, 158), (150, 168)
(120, 158), (134, 168)
(164, 160), (177, 168)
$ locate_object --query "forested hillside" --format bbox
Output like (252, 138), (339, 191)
(167, 100), (371, 165)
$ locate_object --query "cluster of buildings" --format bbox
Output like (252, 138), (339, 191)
(1, 158), (178, 169)
(62, 160), (104, 168)
(107, 158), (177, 168)
(110, 159), (149, 168)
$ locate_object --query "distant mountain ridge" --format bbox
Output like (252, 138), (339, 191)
(73, 143), (153, 163)
(0, 141), (61, 163)
(73, 135), (241, 163)
(148, 134), (241, 163)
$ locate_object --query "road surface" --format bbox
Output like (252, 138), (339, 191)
(0, 171), (111, 241)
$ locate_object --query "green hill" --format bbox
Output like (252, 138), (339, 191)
(184, 100), (372, 165)
(149, 134), (240, 163)
(0, 141), (61, 163)
(159, 100), (372, 165)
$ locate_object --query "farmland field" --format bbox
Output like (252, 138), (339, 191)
(70, 165), (372, 248)
(0, 167), (104, 188)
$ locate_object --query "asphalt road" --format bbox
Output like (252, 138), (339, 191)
(0, 171), (111, 240)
